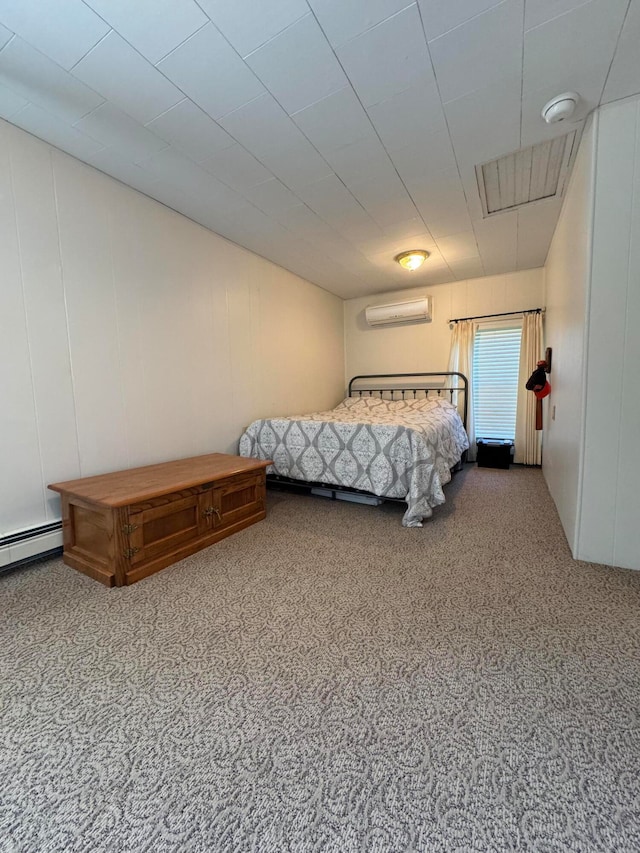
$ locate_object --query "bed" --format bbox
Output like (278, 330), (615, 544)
(238, 373), (470, 527)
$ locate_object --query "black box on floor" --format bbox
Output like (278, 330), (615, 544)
(476, 439), (514, 469)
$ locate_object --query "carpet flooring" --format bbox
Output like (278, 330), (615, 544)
(1, 467), (640, 852)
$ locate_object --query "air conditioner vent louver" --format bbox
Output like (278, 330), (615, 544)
(476, 131), (578, 217)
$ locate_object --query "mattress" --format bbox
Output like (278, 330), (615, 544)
(238, 396), (469, 527)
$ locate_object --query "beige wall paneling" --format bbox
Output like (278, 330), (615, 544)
(614, 99), (640, 570)
(544, 97), (640, 571)
(614, 100), (640, 569)
(542, 115), (596, 555)
(5, 126), (83, 522)
(578, 97), (640, 570)
(53, 151), (131, 477)
(0, 123), (46, 532)
(0, 117), (344, 539)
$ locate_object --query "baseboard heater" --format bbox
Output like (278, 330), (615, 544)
(0, 521), (63, 574)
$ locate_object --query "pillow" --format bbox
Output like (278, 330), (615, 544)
(334, 395), (457, 415)
(392, 396), (456, 412)
(334, 396), (370, 410)
(334, 396), (397, 413)
(395, 396), (436, 410)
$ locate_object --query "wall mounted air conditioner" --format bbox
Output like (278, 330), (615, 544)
(365, 296), (432, 327)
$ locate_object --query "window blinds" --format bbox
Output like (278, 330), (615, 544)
(472, 325), (522, 441)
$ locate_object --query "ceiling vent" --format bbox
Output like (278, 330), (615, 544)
(476, 130), (578, 217)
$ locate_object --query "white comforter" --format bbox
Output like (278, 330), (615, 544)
(239, 396), (469, 527)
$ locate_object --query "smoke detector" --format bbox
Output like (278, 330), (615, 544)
(541, 92), (579, 124)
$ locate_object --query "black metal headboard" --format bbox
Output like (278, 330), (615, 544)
(347, 372), (469, 430)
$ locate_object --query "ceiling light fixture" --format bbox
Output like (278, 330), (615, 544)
(395, 250), (430, 271)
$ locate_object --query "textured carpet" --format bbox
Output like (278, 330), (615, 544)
(1, 467), (640, 852)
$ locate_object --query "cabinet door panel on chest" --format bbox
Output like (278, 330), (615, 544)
(127, 489), (211, 565)
(213, 474), (264, 529)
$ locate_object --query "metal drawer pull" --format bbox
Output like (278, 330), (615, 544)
(203, 507), (221, 519)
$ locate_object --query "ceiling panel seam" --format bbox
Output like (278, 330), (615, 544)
(598, 0), (633, 105)
(413, 0), (481, 278)
(304, 2), (451, 270)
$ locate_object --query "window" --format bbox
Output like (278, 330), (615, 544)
(472, 324), (522, 441)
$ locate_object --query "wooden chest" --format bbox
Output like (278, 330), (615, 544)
(48, 453), (271, 587)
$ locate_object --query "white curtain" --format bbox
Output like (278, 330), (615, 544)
(515, 311), (543, 465)
(448, 319), (476, 461)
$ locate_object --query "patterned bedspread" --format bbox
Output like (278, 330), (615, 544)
(238, 396), (469, 527)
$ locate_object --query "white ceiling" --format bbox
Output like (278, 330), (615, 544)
(0, 0), (638, 298)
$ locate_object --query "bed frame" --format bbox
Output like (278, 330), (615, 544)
(266, 372), (469, 504)
(347, 372), (468, 430)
